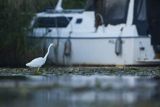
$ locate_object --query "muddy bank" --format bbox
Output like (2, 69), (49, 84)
(0, 67), (160, 76)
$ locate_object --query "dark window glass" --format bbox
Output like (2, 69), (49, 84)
(95, 0), (129, 25)
(34, 17), (72, 28)
(105, 0), (129, 25)
(76, 18), (83, 24)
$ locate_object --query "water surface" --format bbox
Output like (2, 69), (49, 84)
(0, 73), (160, 107)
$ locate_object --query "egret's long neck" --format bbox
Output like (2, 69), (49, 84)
(44, 45), (53, 59)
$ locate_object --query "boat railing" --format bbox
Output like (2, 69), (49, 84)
(95, 13), (105, 32)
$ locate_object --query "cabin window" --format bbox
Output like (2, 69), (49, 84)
(76, 18), (83, 24)
(95, 0), (129, 25)
(33, 17), (72, 28)
(106, 0), (129, 25)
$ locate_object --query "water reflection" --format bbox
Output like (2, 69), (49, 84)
(0, 75), (159, 107)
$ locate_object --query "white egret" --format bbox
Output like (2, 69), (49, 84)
(26, 43), (54, 71)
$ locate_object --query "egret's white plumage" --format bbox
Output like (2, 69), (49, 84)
(26, 43), (54, 68)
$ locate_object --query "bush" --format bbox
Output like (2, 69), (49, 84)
(0, 0), (33, 67)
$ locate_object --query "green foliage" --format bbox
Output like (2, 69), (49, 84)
(63, 0), (86, 9)
(0, 0), (33, 66)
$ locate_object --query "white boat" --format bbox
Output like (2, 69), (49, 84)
(29, 0), (160, 65)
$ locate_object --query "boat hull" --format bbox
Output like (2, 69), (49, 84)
(29, 36), (159, 65)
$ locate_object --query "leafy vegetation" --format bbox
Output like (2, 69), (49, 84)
(63, 0), (86, 9)
(0, 0), (32, 66)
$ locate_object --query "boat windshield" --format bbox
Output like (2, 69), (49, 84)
(33, 17), (72, 28)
